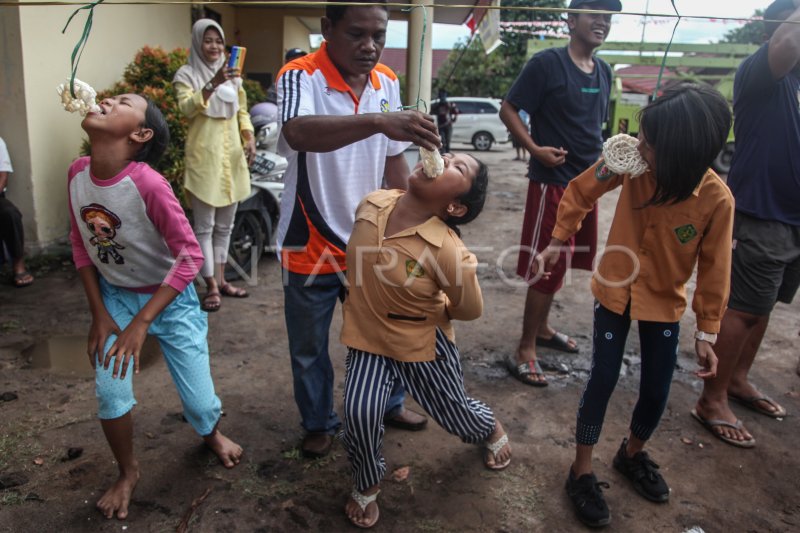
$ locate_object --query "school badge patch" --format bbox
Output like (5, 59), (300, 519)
(674, 224), (698, 244)
(406, 259), (425, 278)
(595, 161), (614, 181)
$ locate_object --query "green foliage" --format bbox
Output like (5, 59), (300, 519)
(242, 77), (267, 108)
(721, 9), (765, 45)
(81, 46), (264, 207)
(434, 0), (566, 98)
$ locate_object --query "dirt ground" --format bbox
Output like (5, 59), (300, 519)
(2, 143), (799, 533)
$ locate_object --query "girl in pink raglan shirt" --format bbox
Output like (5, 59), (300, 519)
(69, 93), (242, 521)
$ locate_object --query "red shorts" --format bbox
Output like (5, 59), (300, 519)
(516, 181), (597, 293)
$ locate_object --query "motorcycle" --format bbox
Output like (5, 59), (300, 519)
(225, 115), (287, 279)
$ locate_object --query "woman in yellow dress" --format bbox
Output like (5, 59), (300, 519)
(174, 18), (255, 312)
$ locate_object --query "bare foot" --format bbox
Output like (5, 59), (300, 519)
(695, 397), (753, 443)
(204, 430), (243, 468)
(345, 486), (380, 528)
(96, 466), (139, 520)
(484, 420), (512, 470)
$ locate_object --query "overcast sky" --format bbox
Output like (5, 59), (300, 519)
(385, 0), (769, 49)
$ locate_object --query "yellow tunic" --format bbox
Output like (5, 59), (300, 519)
(175, 82), (254, 207)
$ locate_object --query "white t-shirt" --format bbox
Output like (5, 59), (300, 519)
(276, 42), (409, 275)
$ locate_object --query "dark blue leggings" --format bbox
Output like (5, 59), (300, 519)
(575, 302), (679, 445)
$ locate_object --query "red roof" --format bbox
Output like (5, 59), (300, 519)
(380, 48), (453, 78)
(616, 65), (678, 95)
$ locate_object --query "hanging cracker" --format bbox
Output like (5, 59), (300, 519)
(57, 78), (101, 116)
(419, 147), (444, 178)
(601, 134), (648, 177)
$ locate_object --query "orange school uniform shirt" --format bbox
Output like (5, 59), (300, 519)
(341, 190), (483, 362)
(552, 161), (734, 333)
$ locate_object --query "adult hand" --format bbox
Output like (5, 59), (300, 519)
(533, 146), (568, 168)
(87, 311), (121, 369)
(103, 317), (149, 380)
(530, 238), (564, 281)
(378, 111), (441, 152)
(242, 131), (256, 165)
(694, 340), (718, 380)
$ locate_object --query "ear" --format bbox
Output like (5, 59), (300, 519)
(566, 14), (577, 32)
(321, 17), (332, 41)
(447, 202), (468, 219)
(129, 127), (154, 145)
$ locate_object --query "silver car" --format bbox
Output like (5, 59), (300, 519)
(431, 97), (510, 151)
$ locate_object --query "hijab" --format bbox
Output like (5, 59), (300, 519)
(173, 18), (241, 119)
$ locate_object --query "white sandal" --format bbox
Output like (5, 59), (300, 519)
(348, 488), (380, 528)
(485, 433), (511, 471)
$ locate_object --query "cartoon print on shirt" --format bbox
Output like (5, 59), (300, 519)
(80, 203), (126, 265)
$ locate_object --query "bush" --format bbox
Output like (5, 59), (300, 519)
(82, 45), (265, 207)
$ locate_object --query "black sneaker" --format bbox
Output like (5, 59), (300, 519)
(565, 469), (611, 528)
(612, 438), (670, 503)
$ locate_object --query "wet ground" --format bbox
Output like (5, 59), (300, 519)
(2, 143), (800, 532)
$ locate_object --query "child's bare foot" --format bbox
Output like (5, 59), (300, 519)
(96, 466), (139, 520)
(345, 486), (380, 528)
(204, 430), (243, 468)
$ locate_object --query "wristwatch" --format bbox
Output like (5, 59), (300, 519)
(694, 331), (718, 345)
(204, 81), (215, 92)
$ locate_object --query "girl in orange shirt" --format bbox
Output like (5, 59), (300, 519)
(535, 83), (734, 528)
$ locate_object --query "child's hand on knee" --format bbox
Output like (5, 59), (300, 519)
(104, 318), (149, 379)
(88, 311), (121, 369)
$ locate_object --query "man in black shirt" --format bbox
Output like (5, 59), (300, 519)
(500, 0), (617, 389)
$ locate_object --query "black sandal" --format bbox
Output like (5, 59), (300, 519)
(509, 359), (548, 387)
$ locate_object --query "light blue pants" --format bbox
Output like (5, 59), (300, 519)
(96, 277), (222, 436)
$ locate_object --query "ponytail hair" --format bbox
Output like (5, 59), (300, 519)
(445, 158), (489, 237)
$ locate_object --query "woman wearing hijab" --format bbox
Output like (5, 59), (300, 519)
(174, 19), (256, 312)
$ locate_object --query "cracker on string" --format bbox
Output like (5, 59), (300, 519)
(419, 147), (444, 179)
(601, 134), (648, 177)
(57, 78), (101, 116)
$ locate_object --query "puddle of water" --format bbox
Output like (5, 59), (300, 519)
(25, 335), (161, 378)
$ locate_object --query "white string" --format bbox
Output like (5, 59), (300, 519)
(602, 134), (648, 177)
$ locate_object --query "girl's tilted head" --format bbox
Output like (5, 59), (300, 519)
(637, 83), (731, 205)
(408, 153), (489, 236)
(82, 94), (170, 166)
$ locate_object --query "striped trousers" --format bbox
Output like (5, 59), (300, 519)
(343, 328), (496, 492)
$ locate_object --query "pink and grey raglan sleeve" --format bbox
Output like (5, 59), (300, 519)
(67, 157), (94, 270)
(136, 166), (204, 292)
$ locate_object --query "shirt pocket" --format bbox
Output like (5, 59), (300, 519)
(387, 312), (427, 322)
(658, 210), (708, 256)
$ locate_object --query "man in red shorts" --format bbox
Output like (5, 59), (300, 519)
(499, 0), (619, 386)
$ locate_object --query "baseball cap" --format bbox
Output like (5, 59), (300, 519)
(764, 0), (796, 37)
(568, 0), (623, 12)
(765, 0), (795, 20)
(285, 48), (307, 62)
